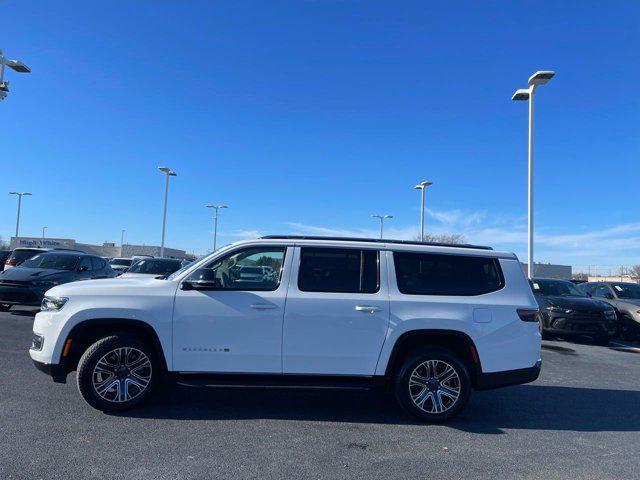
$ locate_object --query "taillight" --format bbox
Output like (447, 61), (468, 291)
(517, 308), (539, 322)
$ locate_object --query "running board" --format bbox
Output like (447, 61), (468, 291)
(174, 373), (382, 391)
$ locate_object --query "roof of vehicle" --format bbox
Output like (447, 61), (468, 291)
(582, 280), (640, 285)
(11, 247), (48, 252)
(261, 235), (493, 250)
(228, 235), (517, 259)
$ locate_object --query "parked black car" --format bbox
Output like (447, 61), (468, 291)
(0, 250), (11, 271)
(531, 278), (617, 343)
(0, 251), (116, 311)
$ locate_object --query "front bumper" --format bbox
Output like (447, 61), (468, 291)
(0, 284), (45, 306)
(543, 311), (616, 337)
(32, 359), (68, 383)
(475, 360), (542, 390)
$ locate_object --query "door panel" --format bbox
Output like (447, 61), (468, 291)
(282, 247), (390, 375)
(172, 246), (292, 373)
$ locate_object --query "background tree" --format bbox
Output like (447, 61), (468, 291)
(628, 265), (640, 279)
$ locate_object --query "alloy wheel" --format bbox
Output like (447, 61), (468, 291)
(408, 359), (461, 414)
(92, 347), (152, 403)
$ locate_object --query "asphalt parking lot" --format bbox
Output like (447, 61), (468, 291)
(2, 307), (640, 480)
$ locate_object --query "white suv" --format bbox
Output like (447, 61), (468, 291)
(30, 236), (541, 422)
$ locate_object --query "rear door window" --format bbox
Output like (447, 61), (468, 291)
(393, 251), (504, 296)
(91, 257), (106, 270)
(298, 247), (379, 293)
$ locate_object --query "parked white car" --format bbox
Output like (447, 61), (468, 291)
(30, 236), (540, 422)
(117, 258), (182, 279)
(108, 258), (133, 274)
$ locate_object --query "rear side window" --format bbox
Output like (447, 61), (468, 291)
(393, 252), (504, 296)
(298, 248), (379, 293)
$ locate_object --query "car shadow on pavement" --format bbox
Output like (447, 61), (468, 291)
(115, 383), (640, 433)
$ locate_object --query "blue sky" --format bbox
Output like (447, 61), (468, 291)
(1, 0), (639, 271)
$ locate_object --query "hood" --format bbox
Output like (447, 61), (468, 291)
(46, 276), (168, 297)
(118, 272), (159, 278)
(617, 299), (640, 309)
(0, 267), (73, 282)
(536, 295), (610, 311)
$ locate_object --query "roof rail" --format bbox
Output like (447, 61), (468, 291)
(259, 235), (493, 250)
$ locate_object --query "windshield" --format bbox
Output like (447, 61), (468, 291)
(531, 279), (586, 297)
(241, 267), (263, 274)
(110, 259), (132, 266)
(21, 253), (80, 271)
(612, 283), (640, 299)
(127, 259), (182, 275)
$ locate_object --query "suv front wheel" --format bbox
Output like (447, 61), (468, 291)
(76, 334), (158, 412)
(394, 347), (471, 422)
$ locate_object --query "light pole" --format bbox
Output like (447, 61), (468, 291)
(371, 214), (393, 239)
(9, 192), (32, 237)
(157, 166), (177, 258)
(512, 70), (555, 279)
(42, 226), (47, 244)
(205, 204), (228, 251)
(0, 49), (31, 101)
(120, 229), (126, 247)
(414, 181), (433, 242)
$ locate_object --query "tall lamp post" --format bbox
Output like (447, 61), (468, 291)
(120, 229), (126, 250)
(205, 204), (228, 251)
(371, 214), (393, 239)
(157, 166), (177, 258)
(42, 226), (47, 244)
(9, 192), (32, 237)
(0, 49), (31, 101)
(414, 181), (433, 242)
(512, 71), (555, 278)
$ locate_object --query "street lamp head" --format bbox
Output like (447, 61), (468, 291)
(528, 71), (554, 86)
(158, 166), (177, 176)
(9, 191), (31, 196)
(4, 59), (31, 73)
(512, 89), (530, 101)
(414, 181), (433, 190)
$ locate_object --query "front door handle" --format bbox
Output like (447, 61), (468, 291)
(251, 303), (278, 310)
(355, 305), (382, 313)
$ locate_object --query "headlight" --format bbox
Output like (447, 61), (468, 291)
(41, 296), (68, 311)
(546, 306), (572, 314)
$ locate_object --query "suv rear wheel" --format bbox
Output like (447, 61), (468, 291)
(394, 347), (471, 422)
(0, 304), (12, 311)
(76, 334), (158, 412)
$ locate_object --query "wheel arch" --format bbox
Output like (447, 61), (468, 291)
(62, 318), (168, 376)
(383, 329), (481, 386)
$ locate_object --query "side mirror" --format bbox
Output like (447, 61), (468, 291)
(180, 279), (220, 291)
(604, 293), (614, 300)
(79, 265), (89, 272)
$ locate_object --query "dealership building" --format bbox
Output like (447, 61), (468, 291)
(9, 237), (191, 260)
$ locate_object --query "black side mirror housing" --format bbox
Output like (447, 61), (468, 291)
(180, 279), (220, 291)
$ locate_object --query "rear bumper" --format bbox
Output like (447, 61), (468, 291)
(475, 360), (541, 390)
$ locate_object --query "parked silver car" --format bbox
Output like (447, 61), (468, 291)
(578, 282), (640, 340)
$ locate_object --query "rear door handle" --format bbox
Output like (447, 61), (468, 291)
(355, 305), (382, 313)
(250, 303), (278, 310)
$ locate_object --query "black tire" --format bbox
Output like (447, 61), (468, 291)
(0, 304), (12, 311)
(394, 347), (471, 423)
(618, 315), (639, 342)
(592, 334), (610, 346)
(76, 334), (158, 412)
